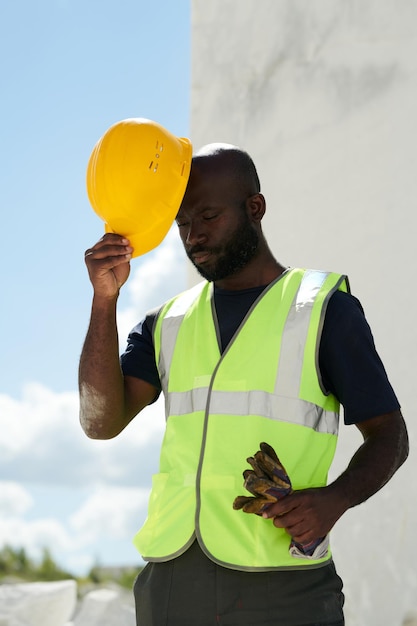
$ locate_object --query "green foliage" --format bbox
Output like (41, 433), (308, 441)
(86, 560), (142, 590)
(114, 567), (140, 590)
(88, 564), (103, 585)
(0, 544), (143, 588)
(36, 547), (74, 581)
(0, 544), (74, 582)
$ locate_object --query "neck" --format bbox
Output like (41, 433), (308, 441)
(215, 250), (286, 291)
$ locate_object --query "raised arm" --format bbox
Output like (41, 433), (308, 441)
(79, 233), (157, 440)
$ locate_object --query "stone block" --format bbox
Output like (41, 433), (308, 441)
(0, 580), (77, 626)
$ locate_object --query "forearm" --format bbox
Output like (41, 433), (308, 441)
(79, 295), (128, 439)
(267, 411), (408, 544)
(329, 411), (409, 509)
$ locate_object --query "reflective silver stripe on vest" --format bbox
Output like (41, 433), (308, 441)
(166, 388), (338, 434)
(275, 270), (328, 398)
(158, 281), (207, 396)
(157, 270), (340, 434)
(296, 270), (329, 309)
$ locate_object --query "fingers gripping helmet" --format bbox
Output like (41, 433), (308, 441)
(86, 118), (192, 257)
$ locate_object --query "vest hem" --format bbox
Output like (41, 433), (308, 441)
(195, 534), (333, 572)
(140, 533), (196, 563)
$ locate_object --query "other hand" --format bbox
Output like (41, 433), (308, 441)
(262, 485), (348, 546)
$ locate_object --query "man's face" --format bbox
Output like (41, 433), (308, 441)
(184, 205), (259, 282)
(176, 160), (260, 282)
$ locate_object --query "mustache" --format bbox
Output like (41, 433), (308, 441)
(187, 245), (212, 256)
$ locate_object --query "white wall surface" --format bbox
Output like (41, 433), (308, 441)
(190, 2), (417, 625)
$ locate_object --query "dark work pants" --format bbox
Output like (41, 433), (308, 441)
(133, 540), (344, 626)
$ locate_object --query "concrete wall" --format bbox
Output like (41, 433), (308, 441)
(190, 2), (417, 625)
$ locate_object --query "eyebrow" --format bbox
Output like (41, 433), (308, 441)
(176, 206), (221, 220)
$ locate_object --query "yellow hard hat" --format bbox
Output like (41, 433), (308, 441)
(86, 118), (192, 257)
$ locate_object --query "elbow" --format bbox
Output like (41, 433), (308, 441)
(79, 410), (111, 439)
(78, 383), (122, 439)
(79, 399), (121, 439)
(79, 411), (120, 440)
(395, 410), (410, 469)
(389, 413), (410, 475)
(399, 422), (410, 467)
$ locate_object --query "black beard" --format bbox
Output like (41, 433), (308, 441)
(187, 215), (260, 282)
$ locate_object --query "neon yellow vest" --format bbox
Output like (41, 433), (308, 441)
(133, 268), (349, 571)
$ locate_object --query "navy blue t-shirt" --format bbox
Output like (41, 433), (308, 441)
(121, 284), (400, 425)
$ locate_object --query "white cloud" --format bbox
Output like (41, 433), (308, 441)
(0, 232), (187, 573)
(70, 485), (150, 542)
(0, 383), (79, 459)
(0, 480), (147, 574)
(0, 482), (73, 559)
(0, 287), (168, 573)
(0, 482), (33, 518)
(0, 381), (165, 488)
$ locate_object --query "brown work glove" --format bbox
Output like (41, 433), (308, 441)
(233, 441), (292, 514)
(233, 442), (326, 558)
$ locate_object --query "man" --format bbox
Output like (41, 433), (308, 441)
(79, 144), (408, 625)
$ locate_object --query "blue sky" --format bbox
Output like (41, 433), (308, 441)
(1, 0), (191, 574)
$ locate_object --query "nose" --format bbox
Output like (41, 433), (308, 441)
(184, 220), (208, 247)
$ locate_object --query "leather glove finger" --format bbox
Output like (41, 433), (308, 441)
(233, 442), (291, 517)
(253, 443), (292, 487)
(244, 470), (291, 500)
(246, 455), (266, 478)
(260, 441), (281, 464)
(232, 494), (276, 514)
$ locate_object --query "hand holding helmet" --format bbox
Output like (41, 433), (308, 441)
(84, 233), (133, 300)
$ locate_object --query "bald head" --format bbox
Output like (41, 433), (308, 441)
(192, 143), (261, 198)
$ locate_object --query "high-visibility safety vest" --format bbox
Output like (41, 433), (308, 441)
(133, 268), (349, 571)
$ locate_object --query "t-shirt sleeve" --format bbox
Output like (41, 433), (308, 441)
(120, 309), (162, 401)
(319, 291), (400, 425)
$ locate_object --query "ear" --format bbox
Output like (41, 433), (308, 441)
(246, 193), (266, 223)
